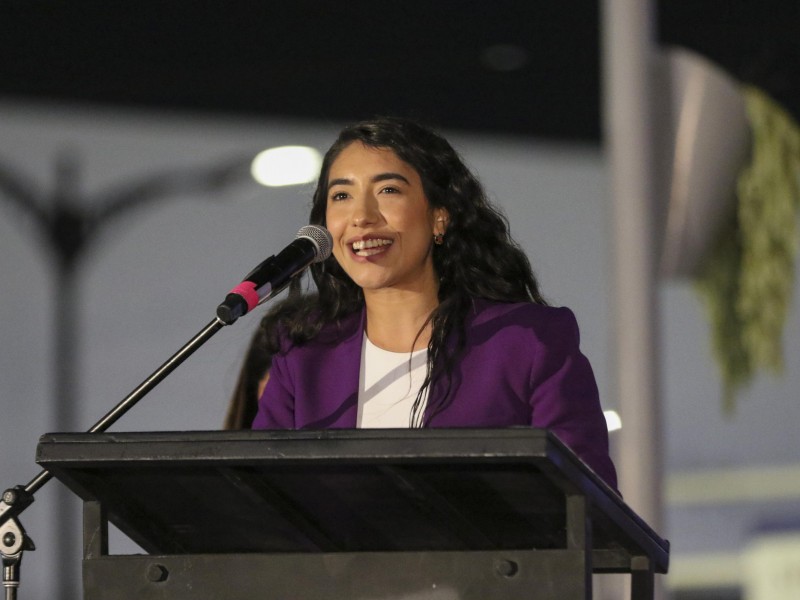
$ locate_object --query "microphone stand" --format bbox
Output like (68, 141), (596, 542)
(0, 315), (229, 599)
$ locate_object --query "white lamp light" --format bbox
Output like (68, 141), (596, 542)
(251, 145), (322, 187)
(604, 410), (622, 432)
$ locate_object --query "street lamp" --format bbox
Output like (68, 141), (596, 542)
(0, 148), (252, 599)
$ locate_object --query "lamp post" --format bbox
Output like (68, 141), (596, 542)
(0, 148), (250, 599)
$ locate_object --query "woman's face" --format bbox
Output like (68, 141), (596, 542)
(324, 142), (447, 295)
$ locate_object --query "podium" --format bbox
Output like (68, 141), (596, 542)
(36, 428), (668, 599)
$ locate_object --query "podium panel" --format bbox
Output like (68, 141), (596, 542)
(36, 428), (668, 599)
(83, 551), (588, 600)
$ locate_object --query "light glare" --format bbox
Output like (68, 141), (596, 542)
(251, 146), (322, 187)
(604, 410), (622, 432)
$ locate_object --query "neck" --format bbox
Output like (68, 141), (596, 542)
(363, 287), (439, 352)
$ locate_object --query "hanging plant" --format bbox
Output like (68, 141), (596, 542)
(696, 86), (800, 412)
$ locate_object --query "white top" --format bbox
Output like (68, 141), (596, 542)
(357, 333), (429, 428)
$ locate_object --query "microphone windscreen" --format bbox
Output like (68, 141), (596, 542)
(297, 225), (333, 263)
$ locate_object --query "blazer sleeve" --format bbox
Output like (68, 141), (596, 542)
(528, 307), (618, 491)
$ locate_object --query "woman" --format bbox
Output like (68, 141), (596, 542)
(223, 322), (270, 430)
(250, 117), (617, 489)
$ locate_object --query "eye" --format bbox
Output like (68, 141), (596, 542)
(330, 190), (349, 202)
(379, 185), (400, 194)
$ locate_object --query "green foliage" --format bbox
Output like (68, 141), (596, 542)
(696, 87), (800, 412)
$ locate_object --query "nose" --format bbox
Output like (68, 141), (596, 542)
(351, 193), (381, 227)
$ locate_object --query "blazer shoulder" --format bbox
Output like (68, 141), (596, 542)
(275, 307), (364, 353)
(469, 299), (578, 329)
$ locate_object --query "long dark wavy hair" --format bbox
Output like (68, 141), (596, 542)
(258, 116), (546, 426)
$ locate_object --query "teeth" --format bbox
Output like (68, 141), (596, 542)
(352, 238), (393, 252)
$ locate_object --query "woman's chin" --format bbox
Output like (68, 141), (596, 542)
(350, 275), (392, 292)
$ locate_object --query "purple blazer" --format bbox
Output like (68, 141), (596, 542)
(252, 298), (617, 489)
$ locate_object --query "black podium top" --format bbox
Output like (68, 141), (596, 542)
(36, 428), (668, 574)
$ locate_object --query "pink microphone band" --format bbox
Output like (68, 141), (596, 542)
(228, 281), (260, 312)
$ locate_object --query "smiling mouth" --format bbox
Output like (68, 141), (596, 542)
(352, 238), (393, 257)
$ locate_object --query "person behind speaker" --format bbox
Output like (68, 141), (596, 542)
(223, 321), (270, 430)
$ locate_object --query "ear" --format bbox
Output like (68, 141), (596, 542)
(432, 207), (450, 234)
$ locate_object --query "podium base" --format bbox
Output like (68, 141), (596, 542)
(84, 550), (590, 600)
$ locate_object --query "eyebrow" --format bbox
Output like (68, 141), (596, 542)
(327, 172), (410, 191)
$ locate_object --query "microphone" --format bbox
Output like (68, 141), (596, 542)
(216, 225), (333, 324)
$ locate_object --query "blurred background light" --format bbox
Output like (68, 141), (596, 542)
(251, 145), (322, 187)
(480, 44), (530, 72)
(604, 410), (622, 432)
